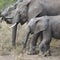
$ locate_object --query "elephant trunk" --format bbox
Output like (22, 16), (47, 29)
(12, 23), (18, 46)
(22, 27), (30, 49)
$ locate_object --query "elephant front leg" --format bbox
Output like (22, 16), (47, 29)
(39, 30), (51, 56)
(40, 31), (43, 43)
(27, 33), (40, 55)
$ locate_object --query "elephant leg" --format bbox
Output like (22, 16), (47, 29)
(39, 40), (51, 56)
(39, 30), (51, 56)
(12, 23), (18, 46)
(28, 33), (40, 55)
(40, 31), (43, 43)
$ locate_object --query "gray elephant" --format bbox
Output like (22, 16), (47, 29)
(1, 0), (60, 46)
(23, 15), (60, 56)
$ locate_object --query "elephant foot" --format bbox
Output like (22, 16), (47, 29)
(39, 51), (44, 57)
(45, 50), (51, 56)
(39, 50), (51, 57)
(27, 50), (38, 55)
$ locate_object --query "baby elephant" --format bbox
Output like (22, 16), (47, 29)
(23, 15), (60, 56)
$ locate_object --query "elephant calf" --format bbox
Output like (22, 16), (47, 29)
(23, 15), (60, 56)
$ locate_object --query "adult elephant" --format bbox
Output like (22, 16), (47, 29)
(0, 0), (60, 46)
(23, 15), (60, 56)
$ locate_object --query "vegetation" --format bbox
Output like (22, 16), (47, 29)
(0, 22), (26, 55)
(0, 0), (16, 9)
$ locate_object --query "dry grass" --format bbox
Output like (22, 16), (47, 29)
(0, 22), (26, 55)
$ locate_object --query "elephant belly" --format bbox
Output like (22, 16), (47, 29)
(52, 32), (60, 39)
(52, 21), (60, 39)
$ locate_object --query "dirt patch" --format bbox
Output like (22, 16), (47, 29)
(0, 55), (15, 60)
(0, 54), (60, 60)
(15, 54), (60, 60)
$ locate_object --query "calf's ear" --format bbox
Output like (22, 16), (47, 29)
(34, 19), (49, 34)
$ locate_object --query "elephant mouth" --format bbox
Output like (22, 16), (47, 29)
(1, 15), (13, 24)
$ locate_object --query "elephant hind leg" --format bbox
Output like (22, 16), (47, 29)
(39, 39), (51, 56)
(39, 27), (52, 56)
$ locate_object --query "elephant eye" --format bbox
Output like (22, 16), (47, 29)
(36, 20), (39, 24)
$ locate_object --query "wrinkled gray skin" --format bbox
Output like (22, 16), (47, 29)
(23, 15), (60, 56)
(1, 0), (60, 46)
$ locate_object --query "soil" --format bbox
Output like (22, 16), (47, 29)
(0, 54), (60, 60)
(0, 46), (60, 60)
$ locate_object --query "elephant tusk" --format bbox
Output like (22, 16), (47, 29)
(6, 17), (13, 19)
(9, 23), (17, 28)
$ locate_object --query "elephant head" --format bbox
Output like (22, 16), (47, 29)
(11, 0), (31, 25)
(0, 0), (31, 25)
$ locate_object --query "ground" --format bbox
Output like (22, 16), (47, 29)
(0, 45), (59, 60)
(0, 54), (60, 60)
(16, 54), (60, 60)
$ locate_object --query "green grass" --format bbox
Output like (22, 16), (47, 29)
(0, 0), (16, 9)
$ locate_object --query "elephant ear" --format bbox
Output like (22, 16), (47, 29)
(34, 18), (49, 34)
